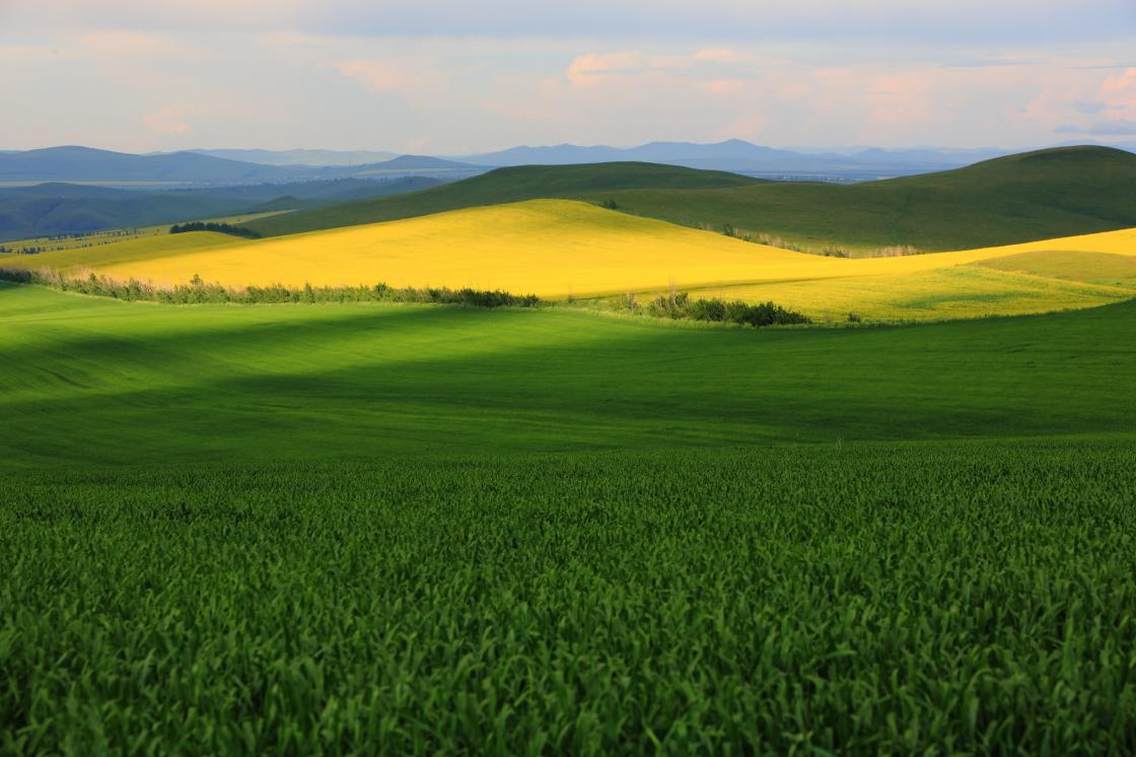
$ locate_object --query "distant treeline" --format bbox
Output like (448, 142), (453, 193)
(170, 222), (262, 239)
(622, 291), (810, 327)
(0, 245), (52, 254)
(0, 228), (156, 256)
(0, 269), (540, 307)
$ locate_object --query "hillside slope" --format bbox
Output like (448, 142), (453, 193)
(8, 199), (1134, 322)
(245, 162), (762, 236)
(247, 146), (1136, 252)
(589, 146), (1136, 253)
(3, 282), (1135, 466)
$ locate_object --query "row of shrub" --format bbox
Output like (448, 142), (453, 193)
(619, 291), (810, 327)
(169, 222), (262, 239)
(0, 244), (57, 254)
(0, 269), (540, 308)
(0, 229), (159, 256)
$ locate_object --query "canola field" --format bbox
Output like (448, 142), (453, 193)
(3, 199), (1135, 321)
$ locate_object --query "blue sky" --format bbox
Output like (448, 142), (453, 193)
(1, 0), (1134, 153)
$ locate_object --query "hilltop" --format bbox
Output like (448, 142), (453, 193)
(244, 162), (762, 236)
(246, 146), (1136, 252)
(587, 145), (1136, 253)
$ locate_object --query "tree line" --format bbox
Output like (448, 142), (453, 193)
(169, 222), (262, 239)
(0, 269), (541, 307)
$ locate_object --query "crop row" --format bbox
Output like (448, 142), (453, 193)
(3, 440), (1134, 753)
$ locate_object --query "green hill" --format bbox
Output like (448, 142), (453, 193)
(244, 162), (763, 236)
(589, 145), (1136, 253)
(247, 146), (1136, 252)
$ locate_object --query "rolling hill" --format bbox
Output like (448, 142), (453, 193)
(589, 145), (1136, 253)
(244, 162), (763, 236)
(246, 146), (1136, 252)
(8, 198), (1134, 322)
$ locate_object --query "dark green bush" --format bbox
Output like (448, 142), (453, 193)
(170, 222), (262, 239)
(688, 297), (727, 322)
(647, 291), (690, 319)
(646, 290), (809, 327)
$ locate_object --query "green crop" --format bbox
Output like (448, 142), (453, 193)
(4, 444), (1135, 753)
(2, 282), (1135, 752)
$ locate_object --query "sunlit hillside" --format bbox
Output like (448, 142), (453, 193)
(3, 199), (1134, 322)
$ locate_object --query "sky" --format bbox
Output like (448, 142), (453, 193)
(1, 0), (1135, 154)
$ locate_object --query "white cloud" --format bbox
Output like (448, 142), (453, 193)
(143, 105), (194, 135)
(335, 60), (414, 93)
(1, 2), (1134, 152)
(1100, 67), (1136, 117)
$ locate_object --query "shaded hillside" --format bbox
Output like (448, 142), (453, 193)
(585, 146), (1136, 252)
(245, 162), (762, 236)
(247, 146), (1136, 252)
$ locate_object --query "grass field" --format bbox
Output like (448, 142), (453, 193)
(2, 281), (1135, 752)
(4, 282), (1136, 464)
(245, 146), (1136, 253)
(5, 199), (1135, 322)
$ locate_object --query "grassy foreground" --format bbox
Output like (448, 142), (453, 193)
(2, 284), (1135, 752)
(6, 443), (1135, 753)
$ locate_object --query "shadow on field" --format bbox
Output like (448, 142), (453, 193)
(2, 292), (1135, 467)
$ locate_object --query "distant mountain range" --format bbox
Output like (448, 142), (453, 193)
(188, 148), (399, 166)
(4, 142), (1134, 245)
(0, 147), (290, 185)
(3, 140), (1134, 192)
(446, 140), (1016, 180)
(0, 147), (487, 187)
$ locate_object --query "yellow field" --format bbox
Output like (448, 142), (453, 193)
(972, 250), (1136, 288)
(684, 267), (1134, 323)
(3, 199), (1134, 322)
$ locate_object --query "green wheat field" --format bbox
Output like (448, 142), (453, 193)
(3, 280), (1135, 752)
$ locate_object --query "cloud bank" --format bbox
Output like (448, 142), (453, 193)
(0, 1), (1133, 152)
